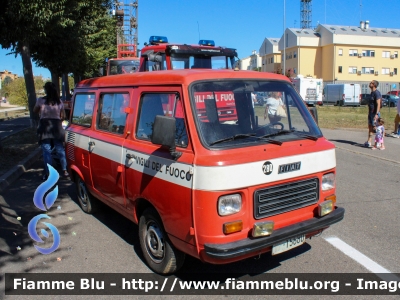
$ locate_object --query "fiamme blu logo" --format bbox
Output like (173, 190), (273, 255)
(28, 164), (61, 254)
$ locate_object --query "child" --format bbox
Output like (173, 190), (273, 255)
(372, 117), (385, 150)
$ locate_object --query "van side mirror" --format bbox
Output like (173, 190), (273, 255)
(151, 115), (182, 160)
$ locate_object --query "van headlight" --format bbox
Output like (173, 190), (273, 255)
(218, 194), (242, 216)
(322, 173), (335, 191)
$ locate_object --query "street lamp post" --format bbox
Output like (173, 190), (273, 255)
(283, 0), (286, 76)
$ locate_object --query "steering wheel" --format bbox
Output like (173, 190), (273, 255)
(256, 122), (284, 135)
(268, 122), (284, 130)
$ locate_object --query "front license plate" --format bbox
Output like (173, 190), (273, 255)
(272, 235), (306, 255)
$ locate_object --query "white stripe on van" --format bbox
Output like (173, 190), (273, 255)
(193, 149), (336, 191)
(68, 132), (335, 191)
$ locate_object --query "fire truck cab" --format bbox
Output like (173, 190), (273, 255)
(139, 36), (237, 72)
(65, 69), (344, 274)
(106, 44), (140, 75)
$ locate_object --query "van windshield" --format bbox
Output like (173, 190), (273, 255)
(190, 80), (322, 148)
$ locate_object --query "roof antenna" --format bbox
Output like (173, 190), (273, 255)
(197, 21), (201, 40)
(360, 0), (362, 21)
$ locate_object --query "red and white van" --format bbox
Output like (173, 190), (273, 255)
(65, 69), (344, 274)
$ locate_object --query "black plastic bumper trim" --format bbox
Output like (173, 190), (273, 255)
(204, 207), (345, 260)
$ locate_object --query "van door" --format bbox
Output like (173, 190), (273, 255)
(66, 92), (96, 187)
(89, 91), (130, 206)
(123, 87), (195, 245)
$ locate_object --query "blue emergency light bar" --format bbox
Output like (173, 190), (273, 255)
(199, 40), (215, 46)
(149, 36), (168, 45)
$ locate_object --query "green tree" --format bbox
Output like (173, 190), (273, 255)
(3, 76), (13, 86)
(0, 0), (114, 126)
(3, 76), (46, 107)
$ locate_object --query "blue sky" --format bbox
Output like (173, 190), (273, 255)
(1, 0), (399, 79)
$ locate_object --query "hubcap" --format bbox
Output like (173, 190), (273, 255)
(145, 222), (164, 263)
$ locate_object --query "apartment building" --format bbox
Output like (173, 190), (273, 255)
(0, 70), (18, 81)
(259, 38), (281, 73)
(249, 50), (262, 71)
(258, 22), (400, 93)
(235, 55), (251, 70)
(316, 23), (400, 93)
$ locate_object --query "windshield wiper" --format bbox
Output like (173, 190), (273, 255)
(259, 129), (294, 139)
(293, 132), (319, 141)
(209, 134), (256, 146)
(260, 138), (282, 146)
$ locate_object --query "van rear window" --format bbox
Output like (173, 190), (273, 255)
(71, 93), (95, 127)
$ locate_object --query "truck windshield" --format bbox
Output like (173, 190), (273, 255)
(190, 80), (322, 148)
(171, 54), (234, 70)
(109, 59), (140, 75)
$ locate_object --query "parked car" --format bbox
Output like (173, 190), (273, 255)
(360, 93), (371, 105)
(387, 90), (400, 97)
(255, 92), (268, 106)
(382, 94), (399, 107)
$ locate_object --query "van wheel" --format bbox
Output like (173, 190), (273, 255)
(139, 207), (185, 274)
(75, 176), (98, 214)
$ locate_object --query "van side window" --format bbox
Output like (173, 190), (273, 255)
(97, 93), (129, 134)
(71, 93), (95, 127)
(137, 93), (188, 147)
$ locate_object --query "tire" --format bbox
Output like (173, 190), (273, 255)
(139, 207), (185, 274)
(390, 103), (395, 107)
(75, 175), (98, 214)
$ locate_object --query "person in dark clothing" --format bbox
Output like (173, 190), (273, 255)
(34, 82), (68, 179)
(365, 80), (382, 147)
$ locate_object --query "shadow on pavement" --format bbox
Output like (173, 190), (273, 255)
(329, 139), (368, 148)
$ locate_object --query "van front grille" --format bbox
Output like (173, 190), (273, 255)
(254, 178), (319, 219)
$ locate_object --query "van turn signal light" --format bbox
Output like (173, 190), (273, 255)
(223, 221), (243, 234)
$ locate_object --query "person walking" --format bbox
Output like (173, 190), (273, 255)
(34, 82), (69, 179)
(388, 96), (400, 138)
(264, 91), (285, 123)
(364, 80), (382, 147)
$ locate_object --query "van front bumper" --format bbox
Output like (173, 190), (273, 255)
(204, 207), (345, 260)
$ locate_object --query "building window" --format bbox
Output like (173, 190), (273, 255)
(338, 49), (343, 56)
(395, 51), (398, 58)
(349, 49), (358, 56)
(271, 57), (274, 63)
(293, 68), (296, 74)
(338, 66), (342, 73)
(362, 67), (374, 74)
(293, 51), (297, 58)
(382, 51), (390, 58)
(348, 66), (357, 74)
(382, 68), (390, 75)
(394, 68), (398, 75)
(362, 50), (375, 57)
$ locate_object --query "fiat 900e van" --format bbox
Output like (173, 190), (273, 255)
(65, 70), (344, 274)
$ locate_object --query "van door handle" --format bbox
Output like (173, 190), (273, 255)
(88, 141), (95, 152)
(126, 153), (135, 159)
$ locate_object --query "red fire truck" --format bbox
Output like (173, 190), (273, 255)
(139, 36), (239, 121)
(106, 44), (140, 75)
